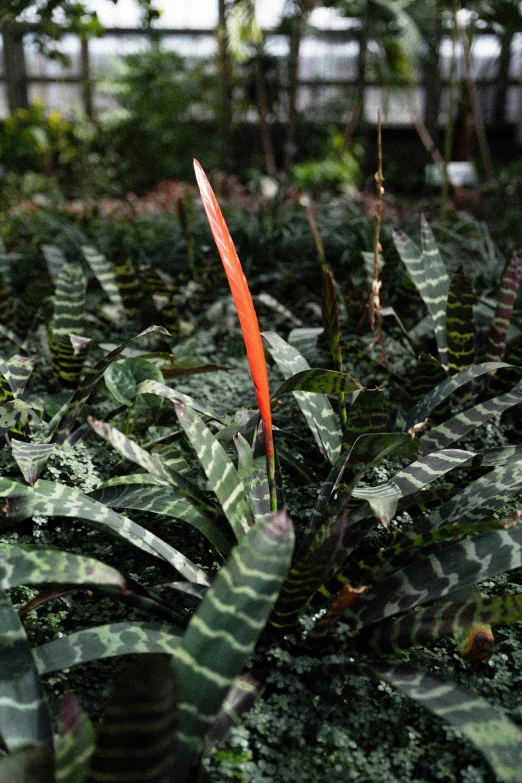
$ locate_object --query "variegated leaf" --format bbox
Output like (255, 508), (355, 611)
(41, 243), (66, 280)
(420, 381), (522, 455)
(372, 665), (522, 783)
(34, 622), (180, 675)
(0, 478), (210, 584)
(10, 439), (56, 486)
(174, 400), (254, 539)
(55, 693), (95, 783)
(263, 331), (342, 463)
(446, 267), (475, 401)
(171, 510), (294, 777)
(3, 355), (34, 398)
(405, 362), (511, 429)
(86, 655), (179, 783)
(52, 326), (170, 445)
(82, 245), (124, 311)
(91, 478), (233, 555)
(487, 250), (522, 362)
(0, 590), (53, 751)
(51, 263), (86, 337)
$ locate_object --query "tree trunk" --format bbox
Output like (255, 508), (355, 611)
(424, 0), (443, 142)
(283, 11), (305, 172)
(217, 0), (234, 169)
(3, 27), (29, 113)
(255, 48), (277, 176)
(493, 30), (513, 128)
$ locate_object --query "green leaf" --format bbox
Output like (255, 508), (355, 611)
(88, 417), (210, 508)
(52, 263), (86, 337)
(104, 361), (135, 406)
(272, 368), (361, 397)
(91, 478), (234, 555)
(55, 693), (95, 783)
(112, 257), (143, 314)
(0, 746), (54, 783)
(0, 371), (15, 405)
(41, 243), (66, 280)
(347, 525), (522, 631)
(0, 478), (209, 584)
(263, 331), (342, 463)
(0, 590), (53, 751)
(429, 460), (522, 529)
(34, 622), (180, 675)
(372, 664), (522, 783)
(52, 326), (170, 445)
(135, 379), (230, 425)
(420, 382), (522, 455)
(206, 674), (259, 749)
(125, 357), (163, 408)
(82, 245), (124, 311)
(171, 510), (294, 777)
(352, 449), (476, 525)
(486, 250), (522, 362)
(446, 267), (475, 400)
(10, 439), (56, 486)
(174, 400), (254, 539)
(393, 218), (450, 369)
(343, 390), (389, 447)
(3, 354), (35, 398)
(405, 362), (511, 429)
(86, 655), (179, 783)
(269, 507), (346, 634)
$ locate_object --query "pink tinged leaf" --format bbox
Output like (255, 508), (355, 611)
(193, 159), (274, 460)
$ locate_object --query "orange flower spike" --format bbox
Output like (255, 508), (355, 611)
(193, 160), (276, 504)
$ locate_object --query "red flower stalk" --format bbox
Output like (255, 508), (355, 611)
(193, 161), (276, 501)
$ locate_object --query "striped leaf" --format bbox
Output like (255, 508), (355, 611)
(272, 368), (361, 397)
(486, 250), (522, 362)
(351, 449), (476, 526)
(263, 331), (342, 463)
(343, 390), (389, 447)
(420, 381), (522, 455)
(0, 478), (210, 584)
(82, 245), (124, 311)
(91, 478), (234, 555)
(174, 400), (254, 540)
(346, 519), (503, 586)
(372, 665), (522, 783)
(34, 622), (180, 675)
(347, 525), (522, 631)
(112, 256), (143, 314)
(16, 275), (53, 337)
(446, 267), (475, 402)
(135, 379), (230, 425)
(489, 335), (522, 396)
(52, 325), (169, 445)
(51, 263), (86, 337)
(206, 674), (259, 749)
(356, 590), (522, 654)
(322, 269), (347, 428)
(86, 654), (179, 783)
(429, 460), (522, 529)
(269, 507), (346, 634)
(410, 354), (450, 423)
(405, 362), (511, 429)
(50, 333), (91, 385)
(0, 542), (124, 591)
(393, 218), (450, 370)
(88, 418), (210, 508)
(55, 693), (95, 783)
(0, 746), (54, 783)
(10, 439), (56, 486)
(0, 590), (53, 751)
(0, 371), (15, 405)
(41, 243), (66, 280)
(3, 354), (34, 398)
(171, 510), (294, 777)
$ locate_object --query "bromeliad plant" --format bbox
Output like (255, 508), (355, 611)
(87, 162), (522, 783)
(0, 510), (293, 782)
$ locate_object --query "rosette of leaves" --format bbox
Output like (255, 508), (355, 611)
(393, 216), (522, 404)
(110, 169), (522, 783)
(0, 510), (294, 783)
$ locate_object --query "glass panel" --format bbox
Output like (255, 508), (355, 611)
(25, 33), (80, 77)
(28, 82), (83, 116)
